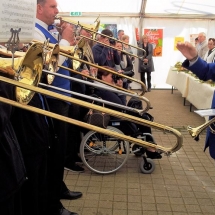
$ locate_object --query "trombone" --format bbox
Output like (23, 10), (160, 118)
(0, 75), (183, 155)
(187, 117), (215, 141)
(33, 40), (147, 95)
(5, 40), (151, 111)
(0, 42), (182, 161)
(80, 34), (144, 60)
(41, 69), (151, 115)
(56, 16), (146, 54)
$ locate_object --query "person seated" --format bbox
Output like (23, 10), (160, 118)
(94, 66), (162, 159)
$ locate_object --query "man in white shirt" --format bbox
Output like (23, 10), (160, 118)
(34, 1), (81, 215)
(196, 32), (208, 59)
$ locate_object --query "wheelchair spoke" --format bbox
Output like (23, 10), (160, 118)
(80, 126), (130, 174)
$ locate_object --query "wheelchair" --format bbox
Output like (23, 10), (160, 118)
(80, 116), (158, 175)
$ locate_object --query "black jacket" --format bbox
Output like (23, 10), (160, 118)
(11, 94), (50, 155)
(92, 44), (120, 68)
(0, 72), (26, 202)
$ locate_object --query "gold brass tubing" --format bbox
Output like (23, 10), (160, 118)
(80, 35), (143, 60)
(59, 64), (137, 95)
(41, 69), (151, 114)
(32, 40), (146, 95)
(187, 117), (215, 140)
(59, 52), (146, 96)
(58, 16), (146, 53)
(0, 75), (183, 155)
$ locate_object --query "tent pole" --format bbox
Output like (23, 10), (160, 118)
(139, 0), (147, 43)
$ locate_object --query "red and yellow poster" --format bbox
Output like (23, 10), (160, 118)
(144, 29), (163, 57)
(135, 28), (140, 42)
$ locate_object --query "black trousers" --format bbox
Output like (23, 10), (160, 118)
(140, 71), (151, 89)
(0, 191), (21, 215)
(46, 98), (69, 214)
(66, 103), (81, 163)
(21, 151), (48, 215)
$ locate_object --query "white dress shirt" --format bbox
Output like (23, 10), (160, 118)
(34, 18), (70, 67)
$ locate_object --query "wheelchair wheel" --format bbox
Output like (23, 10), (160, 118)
(140, 158), (155, 174)
(80, 126), (130, 174)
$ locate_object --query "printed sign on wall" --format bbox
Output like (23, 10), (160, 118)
(190, 34), (198, 47)
(144, 29), (163, 57)
(174, 37), (184, 51)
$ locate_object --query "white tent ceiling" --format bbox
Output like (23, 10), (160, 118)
(58, 0), (215, 19)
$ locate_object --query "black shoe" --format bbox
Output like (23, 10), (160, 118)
(59, 207), (78, 215)
(60, 190), (82, 200)
(146, 151), (162, 159)
(64, 163), (85, 173)
(148, 88), (151, 92)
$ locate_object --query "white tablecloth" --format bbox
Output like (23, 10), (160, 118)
(166, 67), (215, 109)
(186, 76), (215, 109)
(166, 67), (190, 97)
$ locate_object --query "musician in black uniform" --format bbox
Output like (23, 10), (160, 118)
(0, 70), (26, 215)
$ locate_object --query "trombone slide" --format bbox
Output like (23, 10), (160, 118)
(0, 75), (183, 155)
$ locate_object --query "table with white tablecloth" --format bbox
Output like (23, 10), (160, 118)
(166, 67), (215, 110)
(166, 67), (190, 97)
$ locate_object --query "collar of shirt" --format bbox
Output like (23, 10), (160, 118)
(36, 18), (49, 31)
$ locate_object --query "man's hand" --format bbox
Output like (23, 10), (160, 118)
(116, 79), (123, 87)
(143, 58), (148, 63)
(101, 37), (110, 46)
(61, 23), (75, 44)
(81, 69), (89, 76)
(117, 70), (123, 74)
(176, 42), (198, 60)
(81, 69), (89, 79)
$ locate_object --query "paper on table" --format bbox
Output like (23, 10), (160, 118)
(194, 109), (215, 117)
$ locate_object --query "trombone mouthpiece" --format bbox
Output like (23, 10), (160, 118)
(54, 19), (60, 25)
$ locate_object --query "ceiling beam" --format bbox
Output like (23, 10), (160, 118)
(58, 12), (215, 20)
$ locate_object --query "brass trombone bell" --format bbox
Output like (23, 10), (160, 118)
(33, 38), (86, 71)
(42, 41), (60, 84)
(0, 42), (43, 104)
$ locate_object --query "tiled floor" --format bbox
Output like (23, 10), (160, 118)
(62, 89), (215, 215)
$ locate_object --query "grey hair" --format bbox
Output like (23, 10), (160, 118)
(199, 32), (206, 37)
